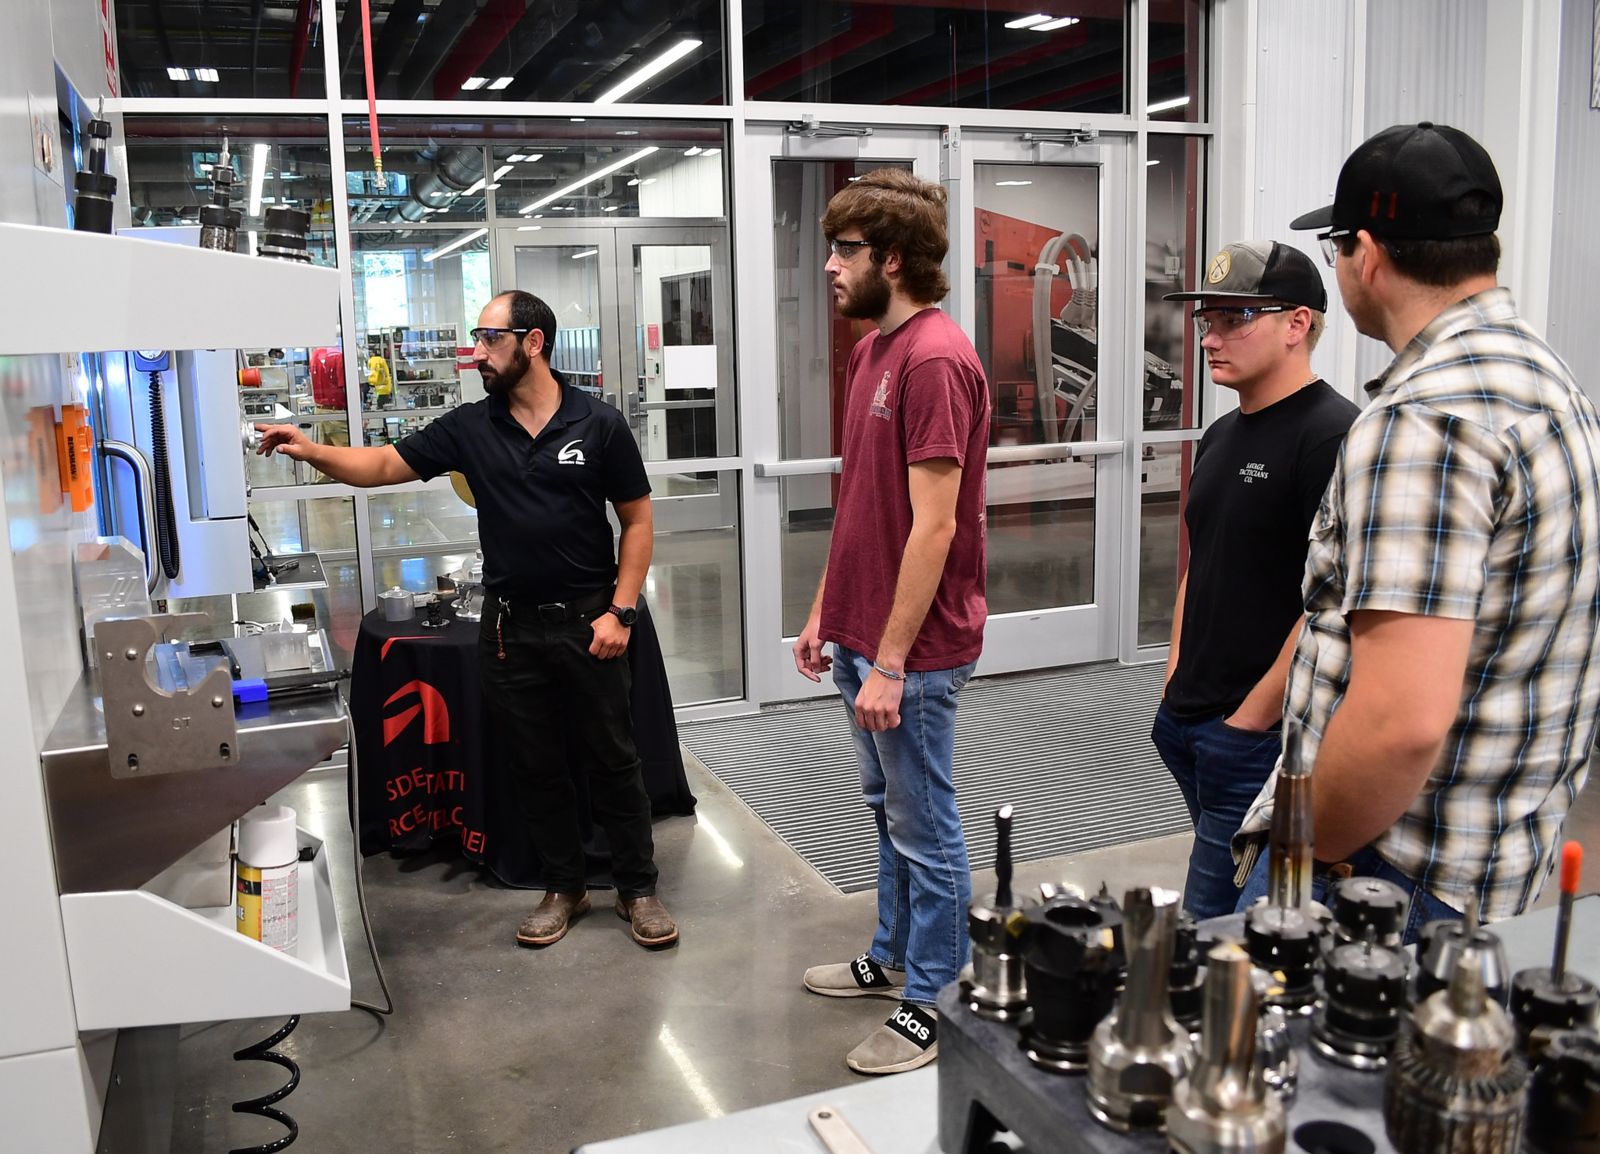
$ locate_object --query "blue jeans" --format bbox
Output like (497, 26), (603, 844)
(1151, 703), (1282, 920)
(833, 645), (976, 1007)
(1236, 844), (1462, 945)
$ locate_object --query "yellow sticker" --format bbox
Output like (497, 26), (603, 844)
(1207, 250), (1232, 284)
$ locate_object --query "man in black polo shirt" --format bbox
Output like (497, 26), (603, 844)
(256, 289), (677, 950)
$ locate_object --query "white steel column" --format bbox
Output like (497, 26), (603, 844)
(321, 0), (378, 612)
(1483, 0), (1561, 336)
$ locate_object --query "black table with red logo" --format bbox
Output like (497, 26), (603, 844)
(349, 599), (695, 888)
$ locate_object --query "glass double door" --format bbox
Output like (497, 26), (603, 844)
(742, 124), (1133, 705)
(495, 224), (745, 706)
(493, 225), (734, 469)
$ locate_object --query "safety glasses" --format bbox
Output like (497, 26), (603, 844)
(1192, 306), (1290, 341)
(469, 326), (530, 347)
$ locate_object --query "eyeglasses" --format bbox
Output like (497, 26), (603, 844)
(1193, 306), (1290, 340)
(1317, 230), (1352, 267)
(469, 326), (530, 347)
(828, 238), (873, 260)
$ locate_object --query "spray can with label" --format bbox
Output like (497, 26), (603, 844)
(236, 805), (299, 953)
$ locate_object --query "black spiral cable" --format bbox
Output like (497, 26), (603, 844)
(147, 370), (181, 580)
(229, 1014), (301, 1153)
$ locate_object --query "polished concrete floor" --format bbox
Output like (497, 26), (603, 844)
(161, 738), (1600, 1154)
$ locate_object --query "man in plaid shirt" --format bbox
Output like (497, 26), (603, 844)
(1233, 122), (1600, 939)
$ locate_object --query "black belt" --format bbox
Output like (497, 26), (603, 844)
(495, 589), (611, 624)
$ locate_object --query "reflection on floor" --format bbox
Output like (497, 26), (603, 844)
(161, 745), (1600, 1153)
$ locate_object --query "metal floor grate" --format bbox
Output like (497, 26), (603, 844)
(681, 662), (1190, 893)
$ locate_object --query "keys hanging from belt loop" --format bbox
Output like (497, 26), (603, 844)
(496, 605), (507, 661)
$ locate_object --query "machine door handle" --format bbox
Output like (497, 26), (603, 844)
(99, 439), (160, 595)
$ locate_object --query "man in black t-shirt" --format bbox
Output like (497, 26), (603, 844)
(1153, 241), (1359, 918)
(256, 290), (678, 951)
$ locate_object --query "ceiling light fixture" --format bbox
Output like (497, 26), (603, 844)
(616, 130), (639, 136)
(461, 76), (489, 90)
(1146, 159), (1161, 167)
(1004, 13), (1052, 28)
(507, 153), (526, 162)
(994, 179), (1033, 186)
(247, 142), (270, 217)
(424, 227), (488, 263)
(1033, 15), (1080, 30)
(488, 76), (513, 90)
(196, 67), (220, 83)
(572, 249), (599, 259)
(517, 225), (543, 231)
(594, 39), (701, 105)
(493, 164), (513, 180)
(602, 205), (619, 211)
(519, 145), (659, 213)
(1147, 94), (1192, 114)
(684, 146), (703, 157)
(463, 178), (487, 196)
(167, 67), (189, 81)
(704, 147), (721, 156)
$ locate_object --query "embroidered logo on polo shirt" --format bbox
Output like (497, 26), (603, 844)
(558, 439), (586, 465)
(869, 371), (893, 421)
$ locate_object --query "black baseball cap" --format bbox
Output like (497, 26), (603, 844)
(1290, 122), (1502, 239)
(1164, 241), (1327, 312)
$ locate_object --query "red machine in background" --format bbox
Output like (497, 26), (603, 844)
(975, 209), (1083, 445)
(310, 346), (345, 410)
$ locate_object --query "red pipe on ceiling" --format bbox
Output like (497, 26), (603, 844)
(287, 0), (315, 98)
(746, 8), (894, 98)
(432, 0), (529, 99)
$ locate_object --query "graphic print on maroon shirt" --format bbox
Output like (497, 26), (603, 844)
(819, 308), (991, 671)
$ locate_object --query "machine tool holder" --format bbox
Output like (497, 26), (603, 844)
(938, 963), (1399, 1154)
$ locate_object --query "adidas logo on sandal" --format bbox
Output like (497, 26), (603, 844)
(888, 1003), (936, 1047)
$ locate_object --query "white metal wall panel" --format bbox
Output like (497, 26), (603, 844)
(1365, 0), (1488, 133)
(1253, 0), (1362, 398)
(0, 8), (112, 1150)
(1547, 0), (1600, 399)
(1355, 0), (1490, 386)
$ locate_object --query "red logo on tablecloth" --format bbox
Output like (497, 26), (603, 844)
(383, 680), (451, 746)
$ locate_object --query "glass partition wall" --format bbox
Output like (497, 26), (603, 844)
(118, 0), (1214, 710)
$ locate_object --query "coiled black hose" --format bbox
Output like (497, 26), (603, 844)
(147, 370), (181, 580)
(230, 1014), (300, 1153)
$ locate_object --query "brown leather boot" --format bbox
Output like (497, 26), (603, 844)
(614, 895), (679, 948)
(515, 891), (590, 947)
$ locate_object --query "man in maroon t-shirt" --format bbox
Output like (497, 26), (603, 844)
(793, 169), (990, 1076)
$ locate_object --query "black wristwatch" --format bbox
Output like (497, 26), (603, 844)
(608, 604), (638, 627)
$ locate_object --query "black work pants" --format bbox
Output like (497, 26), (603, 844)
(478, 604), (658, 899)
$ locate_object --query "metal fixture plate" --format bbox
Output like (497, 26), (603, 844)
(97, 614), (237, 779)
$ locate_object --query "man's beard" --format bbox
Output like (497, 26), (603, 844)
(837, 262), (892, 321)
(480, 344), (531, 395)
